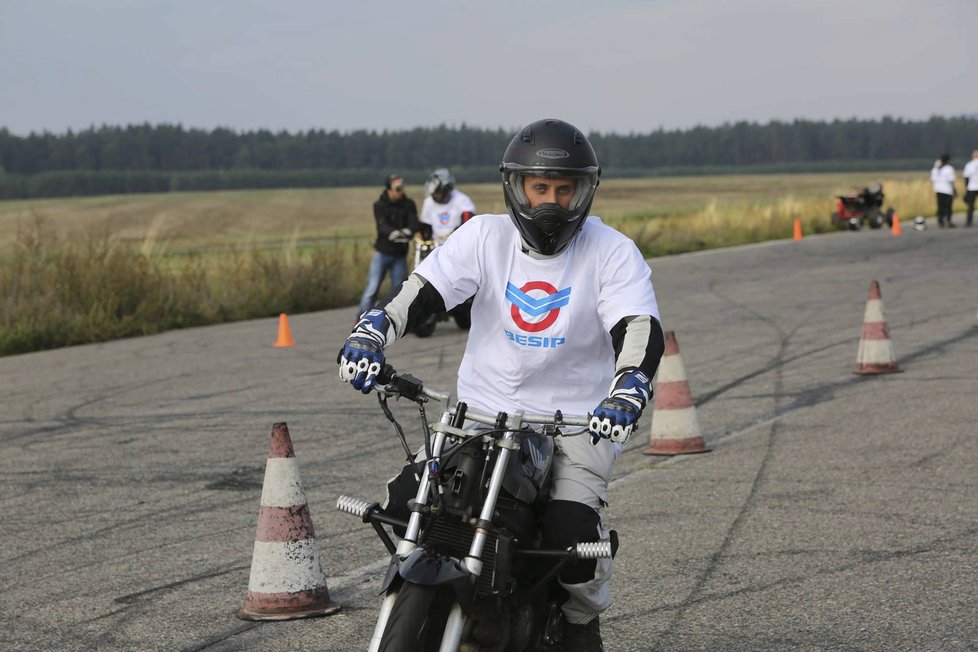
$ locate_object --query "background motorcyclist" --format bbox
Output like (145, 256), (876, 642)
(339, 118), (665, 651)
(419, 167), (476, 245)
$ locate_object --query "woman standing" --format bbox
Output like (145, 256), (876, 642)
(931, 154), (957, 228)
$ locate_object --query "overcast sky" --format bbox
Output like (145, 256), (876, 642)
(1, 0), (974, 136)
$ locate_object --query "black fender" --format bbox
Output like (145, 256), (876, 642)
(379, 547), (478, 612)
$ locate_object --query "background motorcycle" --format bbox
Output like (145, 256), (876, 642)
(830, 182), (895, 231)
(411, 238), (472, 337)
(337, 367), (616, 651)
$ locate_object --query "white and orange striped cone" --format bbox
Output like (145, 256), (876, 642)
(237, 422), (340, 620)
(853, 280), (899, 375)
(642, 331), (711, 456)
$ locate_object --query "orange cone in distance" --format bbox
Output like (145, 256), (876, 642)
(643, 331), (711, 456)
(274, 313), (295, 347)
(891, 213), (902, 236)
(237, 423), (340, 620)
(792, 219), (803, 241)
(853, 280), (899, 375)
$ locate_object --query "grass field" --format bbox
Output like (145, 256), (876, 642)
(0, 170), (945, 356)
(0, 171), (932, 251)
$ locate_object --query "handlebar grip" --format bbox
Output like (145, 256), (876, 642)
(376, 363), (396, 386)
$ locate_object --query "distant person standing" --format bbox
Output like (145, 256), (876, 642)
(419, 168), (476, 245)
(930, 154), (957, 228)
(962, 149), (978, 228)
(357, 174), (420, 317)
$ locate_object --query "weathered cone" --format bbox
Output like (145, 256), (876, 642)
(237, 423), (340, 620)
(853, 280), (899, 375)
(643, 331), (711, 456)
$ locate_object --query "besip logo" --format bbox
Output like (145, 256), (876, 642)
(437, 210), (450, 225)
(504, 281), (570, 348)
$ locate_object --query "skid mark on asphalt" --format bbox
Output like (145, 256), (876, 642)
(609, 325), (978, 643)
(0, 491), (256, 567)
(73, 563), (254, 651)
(179, 623), (264, 652)
(181, 557), (391, 651)
(610, 523), (978, 624)
(666, 326), (791, 642)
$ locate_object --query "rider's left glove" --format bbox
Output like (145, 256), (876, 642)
(338, 309), (395, 393)
(588, 368), (652, 445)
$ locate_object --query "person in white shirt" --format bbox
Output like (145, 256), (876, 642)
(339, 118), (665, 651)
(420, 168), (476, 245)
(930, 154), (957, 228)
(962, 150), (978, 228)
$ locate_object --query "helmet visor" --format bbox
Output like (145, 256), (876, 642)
(503, 168), (599, 218)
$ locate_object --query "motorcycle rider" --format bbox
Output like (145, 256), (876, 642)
(419, 168), (476, 245)
(339, 118), (665, 651)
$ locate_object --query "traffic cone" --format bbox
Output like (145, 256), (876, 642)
(273, 313), (295, 347)
(237, 423), (340, 620)
(792, 219), (803, 241)
(891, 213), (902, 236)
(643, 331), (711, 456)
(853, 281), (899, 375)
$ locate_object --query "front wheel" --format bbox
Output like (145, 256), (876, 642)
(452, 308), (472, 330)
(413, 315), (438, 338)
(378, 583), (455, 652)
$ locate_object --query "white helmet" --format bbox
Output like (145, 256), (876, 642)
(913, 216), (926, 231)
(424, 168), (455, 203)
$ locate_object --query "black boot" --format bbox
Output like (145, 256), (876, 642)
(561, 616), (604, 652)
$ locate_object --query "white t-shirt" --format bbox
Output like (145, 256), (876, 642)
(963, 159), (978, 191)
(414, 214), (660, 417)
(931, 163), (956, 195)
(420, 190), (476, 244)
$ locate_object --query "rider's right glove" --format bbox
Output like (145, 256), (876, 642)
(338, 309), (395, 393)
(588, 368), (652, 445)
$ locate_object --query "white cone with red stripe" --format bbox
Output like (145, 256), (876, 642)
(643, 331), (711, 456)
(237, 422), (340, 620)
(853, 280), (899, 375)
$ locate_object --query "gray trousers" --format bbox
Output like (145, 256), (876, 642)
(549, 434), (621, 624)
(384, 431), (622, 625)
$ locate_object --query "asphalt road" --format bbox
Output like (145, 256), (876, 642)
(2, 218), (977, 652)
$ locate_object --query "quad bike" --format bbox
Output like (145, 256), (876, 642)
(336, 366), (616, 651)
(412, 238), (473, 338)
(830, 182), (895, 231)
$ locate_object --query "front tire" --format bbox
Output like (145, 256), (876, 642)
(452, 309), (472, 330)
(378, 583), (454, 652)
(414, 315), (437, 338)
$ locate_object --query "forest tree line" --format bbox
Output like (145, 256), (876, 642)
(1, 115), (976, 199)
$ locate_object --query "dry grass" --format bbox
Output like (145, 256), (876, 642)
(0, 171), (932, 252)
(0, 170), (946, 355)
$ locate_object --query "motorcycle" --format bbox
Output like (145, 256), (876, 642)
(411, 238), (472, 338)
(336, 367), (617, 651)
(830, 182), (895, 231)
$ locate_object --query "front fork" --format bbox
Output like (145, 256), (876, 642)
(439, 410), (520, 651)
(368, 409), (521, 652)
(366, 407), (451, 651)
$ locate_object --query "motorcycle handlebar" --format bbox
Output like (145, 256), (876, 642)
(376, 364), (591, 429)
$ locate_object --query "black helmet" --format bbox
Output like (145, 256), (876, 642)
(424, 168), (455, 203)
(500, 118), (601, 255)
